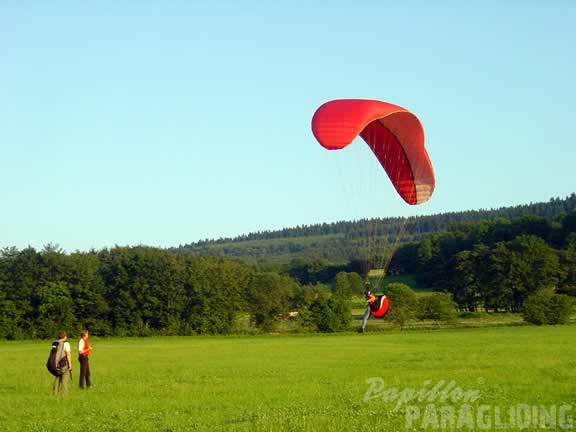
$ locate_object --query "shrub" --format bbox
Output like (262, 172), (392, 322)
(522, 289), (573, 325)
(384, 283), (418, 329)
(417, 293), (458, 324)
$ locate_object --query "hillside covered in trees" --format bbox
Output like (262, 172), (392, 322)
(176, 194), (576, 266)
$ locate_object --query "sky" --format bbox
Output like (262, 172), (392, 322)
(1, 1), (575, 252)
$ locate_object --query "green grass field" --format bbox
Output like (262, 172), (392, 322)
(1, 325), (575, 431)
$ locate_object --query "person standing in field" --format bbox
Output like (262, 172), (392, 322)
(77, 329), (92, 389)
(360, 283), (377, 333)
(53, 330), (72, 398)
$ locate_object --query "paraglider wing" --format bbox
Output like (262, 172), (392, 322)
(311, 99), (435, 205)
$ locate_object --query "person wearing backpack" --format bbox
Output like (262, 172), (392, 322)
(77, 329), (92, 389)
(49, 330), (72, 398)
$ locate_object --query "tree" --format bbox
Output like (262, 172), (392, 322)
(558, 233), (576, 296)
(246, 272), (297, 331)
(291, 283), (331, 310)
(287, 256), (333, 285)
(99, 247), (142, 335)
(513, 216), (553, 242)
(333, 272), (353, 299)
(183, 256), (252, 335)
(66, 252), (111, 336)
(491, 236), (562, 311)
(416, 293), (458, 324)
(3, 247), (46, 334)
(346, 272), (365, 296)
(384, 283), (418, 329)
(561, 211), (576, 236)
(306, 296), (352, 333)
(0, 293), (20, 339)
(35, 282), (76, 339)
(522, 288), (573, 325)
(446, 250), (480, 311)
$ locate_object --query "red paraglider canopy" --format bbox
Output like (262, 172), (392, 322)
(311, 99), (435, 205)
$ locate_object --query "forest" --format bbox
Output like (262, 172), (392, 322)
(0, 195), (574, 339)
(177, 194), (576, 265)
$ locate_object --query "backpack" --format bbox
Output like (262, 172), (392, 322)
(46, 340), (68, 377)
(369, 295), (390, 319)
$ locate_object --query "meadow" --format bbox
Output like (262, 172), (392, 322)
(0, 325), (574, 431)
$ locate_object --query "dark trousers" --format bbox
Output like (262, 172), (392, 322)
(78, 355), (91, 388)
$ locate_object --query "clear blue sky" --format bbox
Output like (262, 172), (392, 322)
(2, 1), (575, 252)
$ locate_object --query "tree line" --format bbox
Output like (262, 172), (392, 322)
(1, 200), (575, 340)
(390, 212), (576, 315)
(177, 194), (576, 265)
(0, 246), (357, 340)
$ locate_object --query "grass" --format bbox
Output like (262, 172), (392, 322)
(1, 325), (575, 431)
(350, 309), (527, 332)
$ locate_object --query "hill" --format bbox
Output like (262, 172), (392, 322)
(175, 194), (576, 266)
